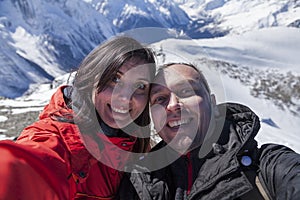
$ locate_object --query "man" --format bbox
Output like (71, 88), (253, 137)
(120, 63), (300, 200)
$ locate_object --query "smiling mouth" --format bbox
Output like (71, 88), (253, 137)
(168, 118), (191, 128)
(111, 106), (130, 114)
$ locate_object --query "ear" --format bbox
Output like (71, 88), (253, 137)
(210, 94), (216, 105)
(198, 94), (219, 158)
(210, 94), (220, 117)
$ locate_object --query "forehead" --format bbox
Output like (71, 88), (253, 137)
(153, 64), (201, 89)
(118, 58), (151, 78)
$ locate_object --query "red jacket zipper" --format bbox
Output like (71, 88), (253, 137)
(186, 152), (193, 195)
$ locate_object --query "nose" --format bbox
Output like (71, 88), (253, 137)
(114, 84), (132, 102)
(117, 89), (131, 102)
(166, 93), (181, 111)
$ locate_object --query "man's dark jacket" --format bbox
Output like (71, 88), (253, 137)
(119, 103), (300, 200)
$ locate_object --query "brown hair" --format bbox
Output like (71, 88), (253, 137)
(66, 36), (155, 152)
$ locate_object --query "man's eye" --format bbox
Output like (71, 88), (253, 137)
(179, 88), (194, 97)
(151, 96), (166, 104)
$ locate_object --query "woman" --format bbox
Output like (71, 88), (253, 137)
(0, 36), (156, 199)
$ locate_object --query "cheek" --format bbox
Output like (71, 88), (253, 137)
(185, 97), (203, 113)
(150, 104), (167, 132)
(158, 132), (172, 143)
(199, 99), (211, 116)
(94, 90), (110, 108)
(131, 94), (148, 115)
(198, 102), (212, 129)
(93, 94), (103, 114)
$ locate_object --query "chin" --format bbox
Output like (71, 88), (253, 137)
(105, 121), (127, 129)
(114, 123), (130, 129)
(171, 146), (189, 154)
(170, 138), (193, 154)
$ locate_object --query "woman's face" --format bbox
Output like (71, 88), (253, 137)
(94, 58), (151, 129)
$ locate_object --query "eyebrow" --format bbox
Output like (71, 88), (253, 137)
(189, 81), (203, 90)
(150, 79), (201, 94)
(138, 78), (151, 83)
(117, 70), (150, 83)
(150, 84), (165, 95)
(116, 70), (124, 75)
(174, 79), (199, 87)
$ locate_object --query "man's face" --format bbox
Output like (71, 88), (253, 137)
(150, 64), (213, 153)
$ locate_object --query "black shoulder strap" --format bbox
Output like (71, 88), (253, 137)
(240, 169), (270, 200)
(255, 176), (270, 200)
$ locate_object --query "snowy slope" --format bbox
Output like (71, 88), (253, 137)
(194, 27), (300, 73)
(153, 27), (300, 72)
(223, 74), (300, 153)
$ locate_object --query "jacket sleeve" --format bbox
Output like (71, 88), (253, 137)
(0, 120), (71, 200)
(258, 144), (300, 200)
(118, 173), (140, 200)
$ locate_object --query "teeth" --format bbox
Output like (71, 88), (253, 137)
(111, 107), (129, 114)
(168, 118), (190, 127)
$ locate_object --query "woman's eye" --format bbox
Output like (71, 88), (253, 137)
(134, 82), (147, 90)
(112, 76), (121, 83)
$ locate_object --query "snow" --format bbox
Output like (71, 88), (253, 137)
(157, 27), (300, 73)
(11, 26), (64, 77)
(0, 116), (8, 122)
(0, 73), (72, 118)
(177, 0), (300, 35)
(0, 134), (14, 140)
(221, 74), (300, 153)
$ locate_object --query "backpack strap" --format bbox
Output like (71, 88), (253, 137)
(255, 176), (270, 200)
(240, 169), (270, 200)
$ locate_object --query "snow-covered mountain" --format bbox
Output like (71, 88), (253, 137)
(0, 0), (115, 97)
(175, 0), (300, 34)
(1, 0), (299, 98)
